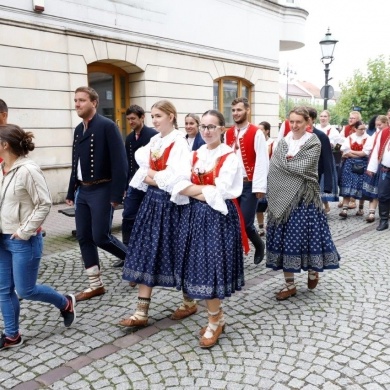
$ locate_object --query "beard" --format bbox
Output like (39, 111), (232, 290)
(234, 113), (248, 125)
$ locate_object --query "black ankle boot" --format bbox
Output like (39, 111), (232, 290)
(246, 229), (265, 265)
(376, 220), (389, 231)
(376, 202), (389, 231)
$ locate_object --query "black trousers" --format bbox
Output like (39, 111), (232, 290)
(75, 182), (127, 269)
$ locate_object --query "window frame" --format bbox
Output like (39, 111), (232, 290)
(214, 77), (252, 127)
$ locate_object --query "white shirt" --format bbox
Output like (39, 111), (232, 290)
(130, 129), (191, 204)
(224, 124), (269, 193)
(184, 135), (195, 151)
(284, 131), (313, 156)
(316, 124), (342, 147)
(171, 143), (242, 215)
(340, 133), (370, 155)
(367, 132), (390, 172)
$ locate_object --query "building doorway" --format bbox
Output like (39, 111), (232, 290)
(88, 63), (130, 139)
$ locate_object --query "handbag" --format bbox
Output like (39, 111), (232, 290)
(351, 162), (364, 175)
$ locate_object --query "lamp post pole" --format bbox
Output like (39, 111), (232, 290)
(319, 28), (338, 110)
(323, 62), (330, 110)
(284, 65), (295, 118)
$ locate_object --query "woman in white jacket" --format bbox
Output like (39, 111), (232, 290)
(0, 124), (76, 351)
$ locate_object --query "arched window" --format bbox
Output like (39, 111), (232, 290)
(213, 77), (251, 126)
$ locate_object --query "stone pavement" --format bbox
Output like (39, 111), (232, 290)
(1, 202), (390, 390)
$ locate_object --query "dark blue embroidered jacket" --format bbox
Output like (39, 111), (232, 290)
(66, 114), (128, 204)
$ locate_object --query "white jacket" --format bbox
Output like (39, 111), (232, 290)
(0, 156), (51, 240)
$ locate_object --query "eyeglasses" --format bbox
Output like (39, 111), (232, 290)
(199, 124), (222, 132)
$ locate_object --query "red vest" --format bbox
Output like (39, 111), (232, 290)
(344, 125), (355, 138)
(191, 150), (249, 254)
(149, 142), (174, 171)
(191, 152), (231, 185)
(283, 120), (290, 137)
(378, 127), (390, 162)
(349, 136), (367, 151)
(225, 123), (258, 181)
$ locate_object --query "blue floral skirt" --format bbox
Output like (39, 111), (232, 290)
(266, 202), (340, 273)
(122, 186), (185, 288)
(362, 169), (380, 200)
(320, 154), (339, 202)
(177, 198), (244, 300)
(339, 158), (368, 199)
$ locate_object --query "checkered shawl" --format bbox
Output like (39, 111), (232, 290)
(267, 134), (322, 226)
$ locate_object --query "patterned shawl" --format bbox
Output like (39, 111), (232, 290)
(267, 134), (322, 226)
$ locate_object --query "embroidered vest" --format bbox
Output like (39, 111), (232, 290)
(149, 142), (174, 171)
(225, 123), (258, 181)
(349, 136), (367, 151)
(191, 151), (232, 185)
(378, 127), (390, 162)
(344, 125), (355, 138)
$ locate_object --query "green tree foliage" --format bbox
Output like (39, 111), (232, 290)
(334, 55), (390, 123)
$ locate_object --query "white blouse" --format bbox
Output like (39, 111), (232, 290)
(284, 131), (313, 157)
(316, 124), (342, 147)
(130, 129), (191, 204)
(171, 143), (243, 215)
(340, 133), (370, 155)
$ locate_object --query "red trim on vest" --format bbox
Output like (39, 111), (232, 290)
(378, 127), (390, 162)
(344, 125), (355, 138)
(226, 124), (258, 181)
(191, 151), (249, 254)
(191, 151), (231, 185)
(149, 142), (174, 171)
(349, 136), (367, 151)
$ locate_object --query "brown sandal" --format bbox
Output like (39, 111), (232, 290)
(366, 213), (375, 223)
(118, 316), (148, 327)
(339, 210), (348, 218)
(308, 272), (319, 290)
(170, 304), (198, 320)
(356, 209), (364, 216)
(276, 284), (297, 300)
(199, 309), (224, 348)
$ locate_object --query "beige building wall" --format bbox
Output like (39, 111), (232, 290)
(0, 1), (307, 202)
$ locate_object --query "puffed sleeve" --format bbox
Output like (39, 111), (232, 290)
(154, 136), (191, 202)
(170, 151), (193, 205)
(129, 143), (151, 192)
(202, 153), (243, 215)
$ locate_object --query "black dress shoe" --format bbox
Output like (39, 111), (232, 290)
(376, 220), (389, 231)
(112, 259), (125, 268)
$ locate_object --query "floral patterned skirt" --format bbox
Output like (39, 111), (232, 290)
(122, 186), (185, 288)
(339, 158), (368, 199)
(320, 153), (339, 202)
(266, 202), (340, 273)
(362, 169), (380, 200)
(176, 198), (245, 300)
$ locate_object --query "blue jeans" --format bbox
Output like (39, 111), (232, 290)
(0, 234), (67, 338)
(75, 182), (127, 268)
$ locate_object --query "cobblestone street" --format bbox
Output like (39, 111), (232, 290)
(1, 202), (390, 390)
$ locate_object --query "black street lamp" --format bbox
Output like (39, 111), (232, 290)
(319, 28), (338, 109)
(283, 65), (296, 118)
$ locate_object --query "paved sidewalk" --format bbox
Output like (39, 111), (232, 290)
(1, 202), (390, 389)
